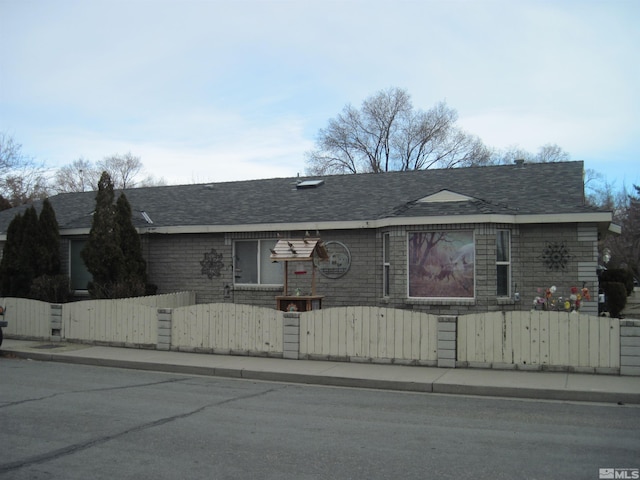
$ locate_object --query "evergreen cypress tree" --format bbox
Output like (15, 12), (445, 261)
(18, 206), (40, 297)
(81, 172), (125, 298)
(0, 200), (67, 301)
(0, 212), (24, 296)
(29, 198), (70, 302)
(115, 193), (147, 297)
(38, 198), (61, 276)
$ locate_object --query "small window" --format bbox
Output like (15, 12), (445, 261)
(496, 230), (511, 297)
(234, 240), (283, 285)
(383, 233), (390, 296)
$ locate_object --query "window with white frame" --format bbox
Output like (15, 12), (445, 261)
(496, 230), (511, 297)
(383, 232), (390, 296)
(233, 239), (283, 285)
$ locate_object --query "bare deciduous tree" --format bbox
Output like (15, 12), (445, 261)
(53, 153), (165, 192)
(491, 143), (571, 165)
(98, 152), (143, 189)
(603, 185), (640, 281)
(52, 158), (101, 193)
(0, 132), (49, 206)
(0, 132), (23, 174)
(306, 88), (490, 175)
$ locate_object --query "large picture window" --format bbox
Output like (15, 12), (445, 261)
(408, 231), (475, 298)
(234, 239), (283, 285)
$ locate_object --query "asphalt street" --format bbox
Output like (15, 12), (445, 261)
(1, 358), (639, 480)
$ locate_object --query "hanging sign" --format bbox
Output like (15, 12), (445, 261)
(316, 241), (351, 279)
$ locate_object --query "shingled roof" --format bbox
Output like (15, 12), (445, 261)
(0, 161), (612, 236)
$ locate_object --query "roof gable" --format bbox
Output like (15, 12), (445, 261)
(417, 189), (475, 203)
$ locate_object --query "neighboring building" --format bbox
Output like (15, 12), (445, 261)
(0, 161), (618, 315)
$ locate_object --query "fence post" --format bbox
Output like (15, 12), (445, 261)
(283, 312), (300, 359)
(50, 304), (62, 342)
(438, 316), (457, 368)
(620, 319), (640, 376)
(157, 308), (172, 351)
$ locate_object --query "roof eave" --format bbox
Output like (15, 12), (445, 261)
(45, 211), (614, 238)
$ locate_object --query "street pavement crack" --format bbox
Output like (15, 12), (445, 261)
(0, 378), (187, 409)
(0, 385), (282, 474)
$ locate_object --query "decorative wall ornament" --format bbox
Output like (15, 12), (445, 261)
(200, 248), (224, 279)
(541, 242), (572, 271)
(316, 241), (351, 279)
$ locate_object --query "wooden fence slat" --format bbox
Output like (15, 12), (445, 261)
(504, 312), (513, 364)
(456, 316), (466, 362)
(568, 314), (580, 367)
(609, 318), (620, 368)
(588, 316), (599, 368)
(578, 314), (590, 366)
(538, 311), (549, 365)
(530, 312), (540, 365)
(409, 311), (420, 360)
(599, 317), (610, 368)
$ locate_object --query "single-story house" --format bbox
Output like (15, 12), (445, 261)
(0, 160), (618, 315)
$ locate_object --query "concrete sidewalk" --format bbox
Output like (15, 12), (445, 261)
(2, 338), (639, 404)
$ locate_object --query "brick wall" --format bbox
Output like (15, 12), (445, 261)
(620, 319), (640, 376)
(145, 232), (232, 304)
(58, 221), (600, 316)
(517, 223), (599, 316)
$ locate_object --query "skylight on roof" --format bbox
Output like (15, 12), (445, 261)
(296, 179), (325, 189)
(140, 211), (153, 224)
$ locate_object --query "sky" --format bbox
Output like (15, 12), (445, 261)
(1, 0), (638, 191)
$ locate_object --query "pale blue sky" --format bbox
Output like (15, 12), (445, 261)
(1, 0), (638, 189)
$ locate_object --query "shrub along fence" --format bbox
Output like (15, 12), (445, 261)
(1, 295), (638, 376)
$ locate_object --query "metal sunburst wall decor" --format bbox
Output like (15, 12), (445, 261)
(541, 242), (572, 271)
(200, 248), (224, 279)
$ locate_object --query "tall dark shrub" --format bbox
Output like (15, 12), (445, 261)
(30, 274), (71, 303)
(0, 200), (65, 300)
(115, 193), (146, 297)
(28, 198), (69, 302)
(0, 212), (24, 296)
(81, 172), (125, 298)
(15, 206), (40, 297)
(38, 198), (61, 276)
(603, 281), (627, 318)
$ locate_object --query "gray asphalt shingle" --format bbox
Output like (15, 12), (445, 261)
(0, 161), (602, 233)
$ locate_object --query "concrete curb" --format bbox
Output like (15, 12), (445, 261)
(431, 382), (639, 405)
(4, 348), (639, 404)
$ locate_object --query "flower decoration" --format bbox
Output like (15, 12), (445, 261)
(533, 284), (591, 312)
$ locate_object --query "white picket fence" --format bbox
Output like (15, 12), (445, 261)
(300, 307), (439, 364)
(171, 303), (283, 355)
(457, 311), (620, 369)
